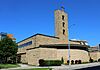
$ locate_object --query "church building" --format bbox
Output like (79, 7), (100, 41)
(17, 8), (89, 65)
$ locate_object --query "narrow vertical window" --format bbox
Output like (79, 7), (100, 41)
(63, 22), (65, 27)
(63, 29), (65, 35)
(62, 15), (64, 20)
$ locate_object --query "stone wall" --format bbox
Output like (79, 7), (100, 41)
(57, 49), (89, 63)
(21, 53), (28, 64)
(90, 52), (100, 61)
(26, 48), (57, 65)
(26, 48), (40, 65)
(97, 52), (100, 60)
(26, 48), (89, 65)
(36, 35), (60, 47)
(39, 48), (57, 60)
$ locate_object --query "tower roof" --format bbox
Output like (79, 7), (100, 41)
(61, 6), (65, 11)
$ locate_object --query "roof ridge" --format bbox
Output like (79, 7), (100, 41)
(17, 33), (59, 43)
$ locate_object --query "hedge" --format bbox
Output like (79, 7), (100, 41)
(39, 59), (62, 66)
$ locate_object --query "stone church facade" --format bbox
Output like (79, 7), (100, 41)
(17, 9), (89, 65)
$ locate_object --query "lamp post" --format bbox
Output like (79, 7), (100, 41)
(67, 23), (75, 67)
(68, 26), (71, 67)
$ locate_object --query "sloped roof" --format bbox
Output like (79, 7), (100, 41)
(17, 33), (59, 43)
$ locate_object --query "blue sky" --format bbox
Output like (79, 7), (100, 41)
(0, 0), (100, 46)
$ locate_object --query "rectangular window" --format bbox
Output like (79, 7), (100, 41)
(18, 41), (32, 48)
(62, 15), (64, 20)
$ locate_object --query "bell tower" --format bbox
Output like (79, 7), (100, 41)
(54, 7), (68, 41)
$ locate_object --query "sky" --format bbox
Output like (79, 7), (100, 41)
(0, 0), (100, 46)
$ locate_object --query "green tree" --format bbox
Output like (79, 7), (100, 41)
(0, 37), (18, 64)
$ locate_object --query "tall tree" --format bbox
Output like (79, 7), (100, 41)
(0, 37), (18, 64)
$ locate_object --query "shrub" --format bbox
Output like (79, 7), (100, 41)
(82, 62), (89, 64)
(0, 64), (20, 69)
(39, 59), (62, 66)
(94, 60), (97, 62)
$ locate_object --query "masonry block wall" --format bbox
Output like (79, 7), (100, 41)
(57, 49), (89, 63)
(26, 48), (57, 65)
(55, 10), (68, 41)
(26, 48), (89, 65)
(90, 52), (100, 61)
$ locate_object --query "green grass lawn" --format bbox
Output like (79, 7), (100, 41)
(0, 64), (20, 69)
(0, 64), (52, 70)
(16, 68), (52, 70)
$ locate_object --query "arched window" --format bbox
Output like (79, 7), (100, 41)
(63, 22), (65, 27)
(63, 29), (65, 35)
(62, 15), (64, 20)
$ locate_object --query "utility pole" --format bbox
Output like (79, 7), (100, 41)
(68, 22), (71, 68)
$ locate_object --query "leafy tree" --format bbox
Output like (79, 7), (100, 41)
(0, 37), (18, 64)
